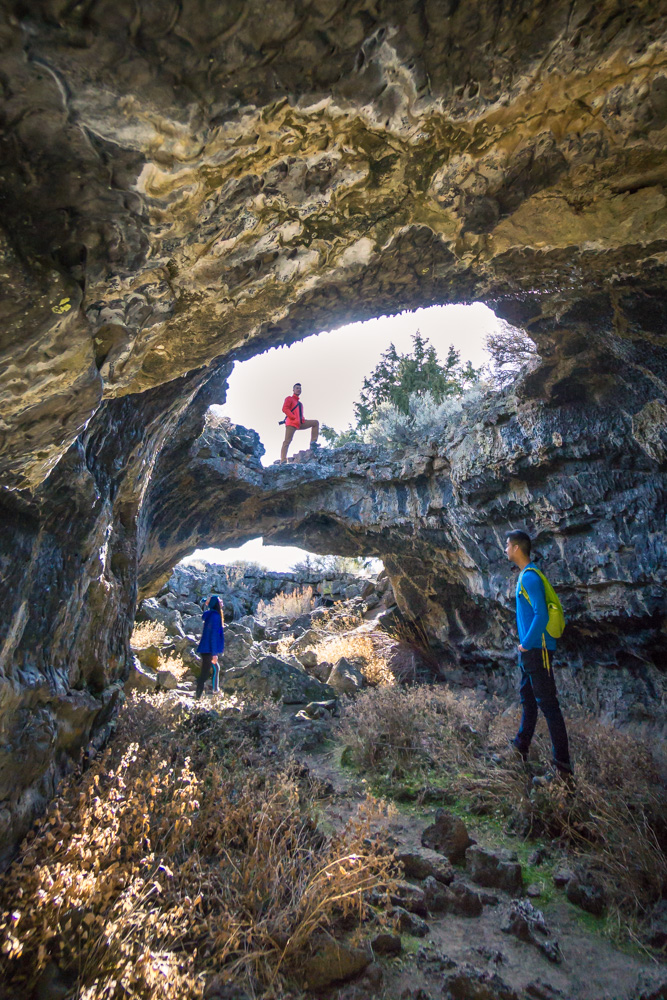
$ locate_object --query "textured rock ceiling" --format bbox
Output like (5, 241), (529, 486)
(2, 0), (667, 489)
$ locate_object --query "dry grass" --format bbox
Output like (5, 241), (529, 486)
(338, 684), (486, 772)
(257, 586), (314, 621)
(0, 695), (398, 999)
(131, 620), (167, 647)
(310, 606), (365, 634)
(337, 685), (667, 924)
(158, 651), (188, 681)
(316, 632), (396, 687)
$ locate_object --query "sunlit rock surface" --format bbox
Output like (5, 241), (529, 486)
(0, 0), (666, 860)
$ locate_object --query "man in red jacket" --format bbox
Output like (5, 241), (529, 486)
(280, 382), (319, 462)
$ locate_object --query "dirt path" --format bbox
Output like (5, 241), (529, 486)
(298, 744), (665, 1000)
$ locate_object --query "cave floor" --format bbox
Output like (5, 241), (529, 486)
(297, 738), (664, 1000)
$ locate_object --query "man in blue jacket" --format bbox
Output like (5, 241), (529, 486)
(505, 530), (573, 778)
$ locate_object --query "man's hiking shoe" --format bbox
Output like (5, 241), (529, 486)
(505, 738), (528, 763)
(532, 768), (576, 792)
(489, 740), (529, 767)
(310, 441), (319, 451)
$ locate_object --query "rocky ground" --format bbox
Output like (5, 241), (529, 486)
(127, 564), (401, 702)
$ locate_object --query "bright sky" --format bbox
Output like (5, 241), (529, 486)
(185, 303), (498, 572)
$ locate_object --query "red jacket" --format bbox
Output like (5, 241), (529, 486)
(282, 394), (304, 428)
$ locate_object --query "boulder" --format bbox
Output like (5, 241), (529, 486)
(643, 899), (667, 949)
(327, 656), (365, 695)
(465, 846), (523, 895)
(421, 810), (474, 863)
(181, 614), (204, 634)
(565, 873), (606, 916)
(311, 660), (333, 683)
(140, 599), (185, 638)
(289, 628), (319, 654)
(422, 875), (450, 913)
(446, 881), (484, 917)
(132, 644), (161, 672)
(238, 615), (266, 641)
(389, 905), (429, 937)
(423, 876), (483, 917)
(396, 849), (454, 884)
(636, 968), (667, 1000)
(298, 649), (318, 669)
(220, 626), (254, 669)
(291, 612), (314, 631)
(157, 669), (178, 690)
(389, 881), (428, 917)
(220, 655), (336, 704)
(285, 655), (307, 671)
(125, 657), (158, 692)
(443, 964), (521, 1000)
(552, 864), (575, 887)
(298, 940), (371, 990)
(180, 600), (205, 618)
(371, 932), (402, 956)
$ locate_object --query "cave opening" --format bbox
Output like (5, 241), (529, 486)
(213, 302), (537, 466)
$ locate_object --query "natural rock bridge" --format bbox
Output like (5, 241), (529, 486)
(1, 0), (666, 861)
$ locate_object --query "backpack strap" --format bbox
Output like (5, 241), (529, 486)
(519, 568), (551, 671)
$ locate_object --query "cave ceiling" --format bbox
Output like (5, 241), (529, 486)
(2, 0), (667, 490)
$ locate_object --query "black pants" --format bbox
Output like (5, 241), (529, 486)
(513, 648), (572, 773)
(196, 654), (219, 699)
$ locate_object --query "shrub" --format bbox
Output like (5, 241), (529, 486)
(131, 620), (167, 647)
(158, 650), (187, 681)
(257, 586), (314, 620)
(316, 632), (396, 687)
(363, 385), (490, 451)
(337, 684), (667, 925)
(0, 695), (398, 998)
(338, 684), (489, 774)
(485, 320), (540, 388)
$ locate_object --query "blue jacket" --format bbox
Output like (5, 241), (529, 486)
(516, 564), (556, 651)
(197, 609), (225, 655)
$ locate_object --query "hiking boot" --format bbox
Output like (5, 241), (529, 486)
(507, 738), (529, 763)
(532, 768), (575, 791)
(310, 441), (319, 452)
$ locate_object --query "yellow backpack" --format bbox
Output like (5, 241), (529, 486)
(520, 567), (566, 639)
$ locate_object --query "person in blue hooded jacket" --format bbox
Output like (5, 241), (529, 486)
(505, 530), (572, 779)
(196, 595), (225, 698)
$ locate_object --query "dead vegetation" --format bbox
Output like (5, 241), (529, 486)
(257, 586), (314, 620)
(0, 694), (398, 999)
(338, 685), (667, 931)
(315, 631), (396, 687)
(130, 620), (167, 647)
(159, 650), (188, 681)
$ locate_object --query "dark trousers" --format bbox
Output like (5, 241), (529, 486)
(513, 649), (572, 772)
(196, 654), (219, 699)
